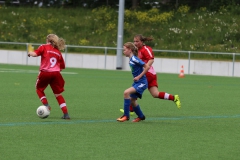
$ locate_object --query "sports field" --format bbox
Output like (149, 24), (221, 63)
(0, 64), (239, 160)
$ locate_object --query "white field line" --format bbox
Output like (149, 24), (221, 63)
(0, 68), (78, 74)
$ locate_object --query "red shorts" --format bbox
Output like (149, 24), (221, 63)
(36, 71), (65, 94)
(146, 72), (158, 89)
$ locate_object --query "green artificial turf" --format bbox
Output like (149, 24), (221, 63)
(0, 64), (239, 160)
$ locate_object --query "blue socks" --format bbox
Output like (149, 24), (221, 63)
(133, 105), (144, 118)
(124, 99), (131, 117)
(124, 99), (144, 118)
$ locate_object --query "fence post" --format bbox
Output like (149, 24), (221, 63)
(65, 45), (68, 67)
(232, 53), (235, 77)
(104, 47), (107, 69)
(116, 0), (125, 70)
(188, 51), (191, 74)
(26, 43), (28, 65)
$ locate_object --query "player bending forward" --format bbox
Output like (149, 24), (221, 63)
(28, 34), (70, 119)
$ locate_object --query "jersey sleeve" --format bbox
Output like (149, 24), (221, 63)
(139, 58), (145, 66)
(59, 55), (65, 70)
(34, 45), (45, 56)
(142, 46), (154, 60)
(134, 56), (145, 66)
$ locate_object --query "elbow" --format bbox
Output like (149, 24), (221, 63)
(146, 65), (150, 71)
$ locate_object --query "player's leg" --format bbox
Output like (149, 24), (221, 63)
(51, 72), (70, 119)
(149, 87), (181, 109)
(148, 73), (181, 109)
(36, 72), (51, 110)
(54, 93), (70, 119)
(117, 87), (136, 122)
(129, 82), (147, 122)
(149, 86), (174, 100)
(120, 105), (135, 115)
(131, 98), (145, 122)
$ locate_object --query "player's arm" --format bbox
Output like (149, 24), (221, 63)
(147, 59), (154, 67)
(28, 51), (38, 57)
(142, 48), (154, 69)
(59, 55), (65, 70)
(134, 63), (150, 81)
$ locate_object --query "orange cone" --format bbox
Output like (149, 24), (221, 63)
(179, 65), (185, 78)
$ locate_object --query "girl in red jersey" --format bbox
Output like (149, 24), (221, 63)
(120, 34), (181, 115)
(28, 34), (70, 119)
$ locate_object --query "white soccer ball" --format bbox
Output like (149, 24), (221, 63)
(36, 106), (50, 119)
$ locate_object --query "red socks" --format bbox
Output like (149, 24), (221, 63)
(129, 105), (134, 112)
(158, 92), (174, 101)
(36, 89), (49, 106)
(36, 89), (68, 114)
(56, 95), (68, 114)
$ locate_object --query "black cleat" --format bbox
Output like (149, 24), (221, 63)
(61, 114), (70, 120)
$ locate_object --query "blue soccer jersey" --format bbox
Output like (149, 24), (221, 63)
(129, 55), (148, 99)
(129, 56), (146, 81)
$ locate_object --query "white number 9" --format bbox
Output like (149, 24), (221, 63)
(50, 57), (57, 67)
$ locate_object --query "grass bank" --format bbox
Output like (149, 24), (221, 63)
(0, 5), (240, 58)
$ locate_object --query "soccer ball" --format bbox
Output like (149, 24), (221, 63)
(36, 106), (50, 119)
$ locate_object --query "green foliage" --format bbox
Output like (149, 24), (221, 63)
(125, 8), (174, 26)
(177, 5), (190, 14)
(209, 0), (237, 11)
(1, 5), (240, 57)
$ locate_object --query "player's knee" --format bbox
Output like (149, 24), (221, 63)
(54, 93), (62, 97)
(123, 90), (130, 98)
(151, 92), (159, 98)
(36, 89), (43, 94)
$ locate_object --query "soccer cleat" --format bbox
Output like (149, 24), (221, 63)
(120, 109), (135, 116)
(44, 105), (51, 111)
(132, 116), (146, 122)
(61, 114), (70, 120)
(174, 95), (181, 109)
(47, 106), (51, 111)
(117, 115), (129, 122)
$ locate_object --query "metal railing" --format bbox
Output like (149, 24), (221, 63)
(152, 50), (240, 76)
(1, 41), (240, 76)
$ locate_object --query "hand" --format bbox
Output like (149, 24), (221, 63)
(133, 76), (140, 81)
(28, 51), (37, 57)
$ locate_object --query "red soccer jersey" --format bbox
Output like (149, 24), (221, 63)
(34, 44), (65, 72)
(138, 45), (156, 75)
(138, 45), (154, 63)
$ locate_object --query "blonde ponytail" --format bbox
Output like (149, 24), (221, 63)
(47, 34), (66, 51)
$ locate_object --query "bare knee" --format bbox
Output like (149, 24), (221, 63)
(123, 90), (130, 99)
(151, 92), (159, 98)
(149, 87), (159, 98)
(54, 93), (62, 98)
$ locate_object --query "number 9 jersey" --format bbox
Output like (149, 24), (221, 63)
(34, 44), (65, 72)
